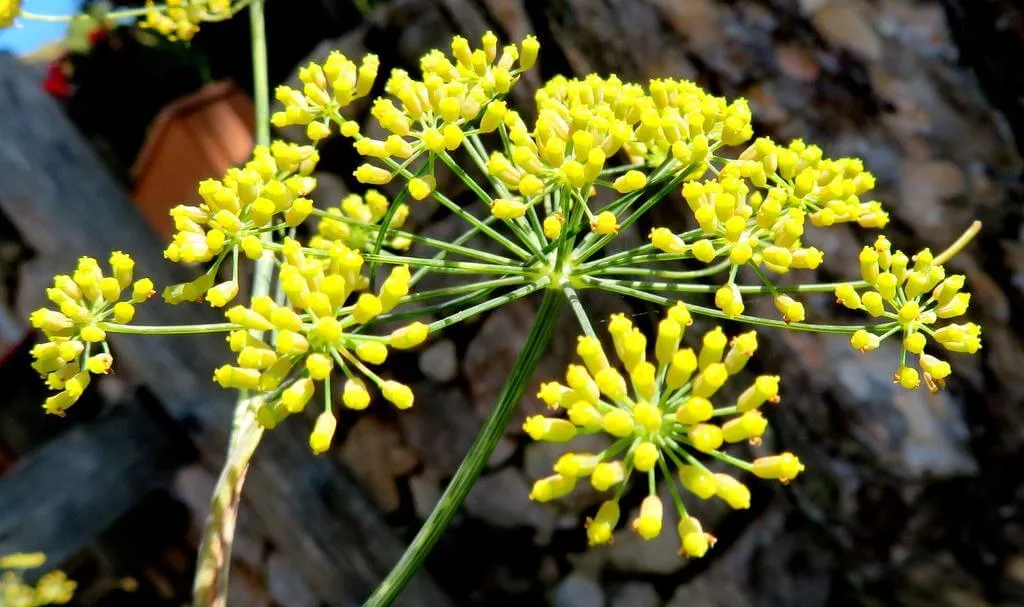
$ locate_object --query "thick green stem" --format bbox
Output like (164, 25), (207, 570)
(365, 289), (564, 606)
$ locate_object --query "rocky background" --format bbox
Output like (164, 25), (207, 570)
(2, 0), (1024, 606)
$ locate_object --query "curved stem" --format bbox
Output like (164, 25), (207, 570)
(365, 289), (564, 606)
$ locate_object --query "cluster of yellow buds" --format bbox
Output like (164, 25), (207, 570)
(0, 0), (19, 29)
(837, 236), (981, 392)
(29, 253), (154, 415)
(271, 51), (380, 140)
(488, 75), (645, 199)
(0, 553), (75, 606)
(351, 32), (538, 190)
(212, 238), (427, 453)
(737, 137), (887, 229)
(163, 141), (320, 305)
(525, 305), (802, 557)
(627, 78), (753, 169)
(141, 0), (232, 41)
(311, 190), (412, 252)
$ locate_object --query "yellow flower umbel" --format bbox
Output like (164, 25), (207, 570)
(141, 0), (232, 41)
(837, 236), (981, 392)
(29, 253), (154, 416)
(271, 50), (379, 139)
(311, 190), (412, 252)
(213, 238), (426, 453)
(351, 32), (539, 188)
(1, 553), (76, 606)
(0, 0), (19, 29)
(525, 304), (802, 557)
(162, 141), (321, 304)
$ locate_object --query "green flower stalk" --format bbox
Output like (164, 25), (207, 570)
(18, 12), (984, 607)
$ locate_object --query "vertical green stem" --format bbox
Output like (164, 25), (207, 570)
(193, 3), (272, 606)
(365, 289), (565, 606)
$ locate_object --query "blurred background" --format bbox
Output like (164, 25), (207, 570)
(0, 0), (1023, 605)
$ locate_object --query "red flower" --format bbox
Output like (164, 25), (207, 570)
(43, 62), (72, 98)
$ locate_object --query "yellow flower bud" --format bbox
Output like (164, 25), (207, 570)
(591, 461), (626, 491)
(491, 198), (528, 219)
(355, 341), (388, 364)
(688, 423), (724, 453)
(353, 293), (383, 324)
(738, 375), (780, 411)
(206, 281), (239, 308)
(554, 453), (600, 478)
(602, 408), (634, 438)
(613, 170), (648, 193)
(85, 353), (113, 374)
(99, 276), (122, 302)
(543, 213), (564, 240)
(354, 163), (393, 184)
(226, 305), (274, 331)
(576, 336), (609, 376)
(774, 294), (805, 323)
(633, 401), (662, 432)
(692, 363), (728, 399)
(567, 401), (604, 431)
(591, 211), (619, 235)
(523, 415), (577, 442)
(895, 365), (920, 389)
(691, 239), (717, 263)
(752, 452), (805, 481)
(675, 396), (714, 425)
(586, 500), (619, 545)
(530, 473), (576, 502)
(632, 441), (660, 472)
(275, 330), (310, 356)
(537, 381), (572, 408)
(722, 410), (767, 443)
(861, 291), (885, 316)
(342, 378), (371, 410)
(519, 35), (540, 70)
(679, 465), (717, 499)
(238, 346), (278, 369)
(903, 332), (926, 354)
(678, 515), (711, 558)
(594, 367), (627, 401)
(305, 352), (333, 380)
(309, 411), (337, 454)
(408, 176), (436, 201)
(655, 318), (682, 365)
(131, 278), (155, 303)
(666, 348), (697, 390)
(850, 329), (881, 352)
(282, 378), (316, 413)
(714, 473), (751, 509)
(390, 322), (429, 349)
(698, 327), (727, 370)
(113, 301), (136, 324)
(631, 362), (657, 401)
(80, 325), (106, 343)
(382, 380), (414, 409)
(632, 495), (663, 540)
(214, 365), (261, 389)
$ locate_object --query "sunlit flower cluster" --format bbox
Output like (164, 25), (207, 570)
(162, 141), (320, 305)
(213, 238), (427, 453)
(525, 305), (802, 557)
(141, 0), (232, 41)
(29, 253), (154, 415)
(272, 51), (379, 140)
(349, 32), (539, 191)
(311, 190), (412, 252)
(838, 236), (980, 392)
(1, 553), (76, 606)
